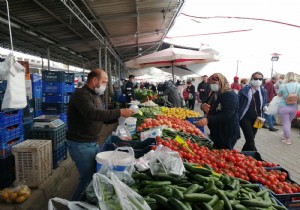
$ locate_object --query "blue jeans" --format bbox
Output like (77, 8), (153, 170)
(265, 114), (275, 129)
(67, 140), (99, 201)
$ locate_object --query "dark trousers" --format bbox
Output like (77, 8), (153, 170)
(240, 117), (258, 151)
(188, 99), (195, 110)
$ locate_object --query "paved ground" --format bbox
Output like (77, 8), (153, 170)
(194, 102), (300, 184)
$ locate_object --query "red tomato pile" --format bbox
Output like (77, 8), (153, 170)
(136, 116), (202, 136)
(154, 136), (300, 194)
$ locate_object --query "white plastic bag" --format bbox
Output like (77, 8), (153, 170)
(265, 96), (280, 115)
(140, 125), (166, 141)
(149, 144), (185, 176)
(48, 197), (99, 210)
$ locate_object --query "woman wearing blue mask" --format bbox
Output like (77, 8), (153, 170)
(238, 72), (267, 151)
(196, 73), (240, 150)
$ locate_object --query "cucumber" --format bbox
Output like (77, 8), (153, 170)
(173, 188), (184, 200)
(183, 193), (213, 202)
(183, 162), (212, 176)
(240, 184), (261, 189)
(142, 180), (172, 186)
(184, 201), (192, 210)
(207, 194), (219, 207)
(148, 186), (169, 197)
(240, 199), (272, 208)
(194, 174), (210, 183)
(217, 190), (233, 210)
(183, 184), (200, 194)
(233, 204), (248, 210)
(192, 203), (202, 210)
(226, 179), (238, 190)
(203, 163), (214, 171)
(170, 185), (187, 192)
(220, 174), (231, 185)
(201, 202), (214, 210)
(168, 197), (189, 210)
(215, 180), (225, 189)
(132, 172), (154, 181)
(152, 194), (169, 209)
(212, 200), (224, 210)
(272, 204), (288, 210)
(257, 189), (269, 197)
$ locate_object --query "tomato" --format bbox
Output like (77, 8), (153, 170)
(278, 175), (286, 182)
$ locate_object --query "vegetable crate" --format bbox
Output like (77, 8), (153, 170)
(0, 109), (23, 129)
(30, 98), (43, 111)
(33, 110), (43, 118)
(100, 135), (156, 158)
(186, 117), (205, 134)
(42, 103), (68, 114)
(53, 143), (67, 169)
(43, 113), (67, 123)
(42, 71), (74, 83)
(42, 92), (71, 103)
(0, 155), (15, 188)
(30, 73), (42, 83)
(42, 82), (75, 94)
(32, 84), (42, 98)
(0, 136), (24, 159)
(266, 168), (300, 209)
(30, 124), (66, 149)
(241, 151), (281, 170)
(0, 123), (23, 145)
(12, 140), (52, 188)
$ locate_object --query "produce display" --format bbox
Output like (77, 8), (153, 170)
(134, 89), (157, 102)
(130, 163), (287, 210)
(0, 185), (31, 203)
(161, 107), (200, 119)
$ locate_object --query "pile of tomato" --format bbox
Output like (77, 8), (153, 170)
(154, 136), (300, 194)
(136, 115), (203, 136)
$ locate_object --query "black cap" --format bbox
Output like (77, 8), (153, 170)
(129, 75), (135, 79)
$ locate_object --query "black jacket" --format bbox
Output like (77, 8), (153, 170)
(67, 85), (120, 142)
(197, 82), (211, 102)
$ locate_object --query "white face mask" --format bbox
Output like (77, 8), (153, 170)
(241, 84), (246, 88)
(210, 84), (219, 92)
(278, 79), (284, 84)
(95, 84), (106, 95)
(250, 80), (262, 87)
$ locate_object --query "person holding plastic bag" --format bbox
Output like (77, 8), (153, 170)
(277, 72), (300, 145)
(66, 69), (134, 201)
(238, 72), (267, 151)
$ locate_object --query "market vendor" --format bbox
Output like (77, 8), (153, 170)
(66, 69), (133, 201)
(125, 74), (136, 103)
(196, 73), (240, 150)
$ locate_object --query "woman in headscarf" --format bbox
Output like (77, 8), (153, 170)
(196, 73), (240, 149)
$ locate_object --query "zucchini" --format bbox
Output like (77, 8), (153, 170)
(240, 199), (272, 208)
(183, 193), (213, 202)
(212, 200), (224, 210)
(168, 197), (189, 210)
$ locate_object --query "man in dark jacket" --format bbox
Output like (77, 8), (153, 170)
(125, 75), (135, 103)
(264, 76), (278, 131)
(67, 69), (133, 201)
(186, 80), (196, 110)
(197, 75), (211, 103)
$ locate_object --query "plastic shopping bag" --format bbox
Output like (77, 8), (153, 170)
(149, 144), (185, 176)
(48, 197), (99, 210)
(265, 96), (280, 115)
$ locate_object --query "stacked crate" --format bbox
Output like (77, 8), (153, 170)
(42, 71), (74, 124)
(30, 74), (43, 118)
(0, 80), (7, 108)
(12, 140), (52, 188)
(30, 124), (67, 169)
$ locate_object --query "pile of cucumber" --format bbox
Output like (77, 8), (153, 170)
(130, 162), (286, 210)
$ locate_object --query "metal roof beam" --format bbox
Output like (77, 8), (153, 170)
(135, 0), (140, 56)
(109, 28), (167, 38)
(115, 41), (160, 49)
(55, 38), (99, 47)
(60, 0), (124, 65)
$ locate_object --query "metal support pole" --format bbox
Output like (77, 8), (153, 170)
(271, 61), (274, 78)
(104, 40), (108, 110)
(108, 57), (113, 95)
(236, 60), (239, 76)
(67, 62), (70, 73)
(82, 63), (85, 82)
(41, 56), (44, 70)
(99, 44), (102, 68)
(47, 47), (50, 71)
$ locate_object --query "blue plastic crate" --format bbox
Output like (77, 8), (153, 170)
(42, 103), (68, 114)
(30, 124), (67, 149)
(0, 80), (7, 91)
(186, 117), (205, 134)
(0, 109), (23, 129)
(0, 136), (24, 159)
(32, 85), (42, 98)
(43, 93), (71, 103)
(34, 110), (43, 117)
(99, 135), (156, 159)
(53, 143), (67, 169)
(0, 123), (23, 146)
(42, 71), (74, 83)
(42, 82), (75, 94)
(30, 73), (42, 83)
(23, 120), (33, 140)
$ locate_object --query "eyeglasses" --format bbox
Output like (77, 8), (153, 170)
(253, 78), (263, 81)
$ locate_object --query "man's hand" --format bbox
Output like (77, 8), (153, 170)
(120, 108), (134, 118)
(201, 103), (211, 113)
(196, 118), (208, 126)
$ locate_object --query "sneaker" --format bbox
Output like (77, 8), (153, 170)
(269, 127), (279, 132)
(282, 140), (292, 145)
